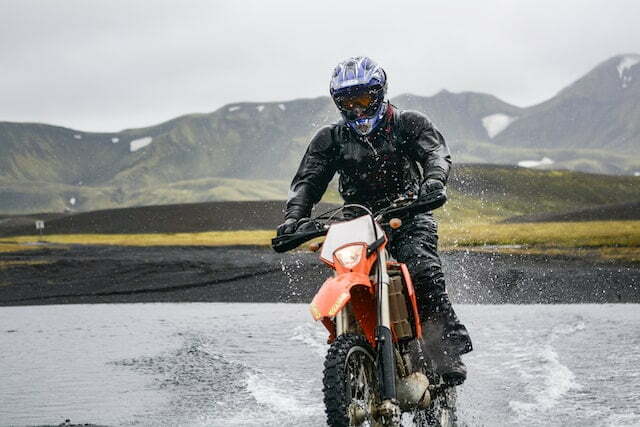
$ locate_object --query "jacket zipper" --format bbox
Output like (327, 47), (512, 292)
(364, 137), (379, 157)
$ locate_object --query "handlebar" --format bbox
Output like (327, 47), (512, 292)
(271, 228), (327, 253)
(271, 194), (446, 253)
(376, 195), (446, 220)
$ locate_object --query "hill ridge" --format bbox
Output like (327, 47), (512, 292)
(2, 54), (640, 214)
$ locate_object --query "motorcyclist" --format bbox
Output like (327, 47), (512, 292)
(277, 56), (472, 385)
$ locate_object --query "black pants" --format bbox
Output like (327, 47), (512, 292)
(388, 213), (473, 358)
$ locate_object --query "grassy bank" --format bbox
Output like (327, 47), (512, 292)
(439, 220), (640, 248)
(2, 220), (638, 263)
(0, 230), (275, 247)
(0, 243), (43, 253)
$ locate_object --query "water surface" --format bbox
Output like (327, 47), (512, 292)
(1, 303), (638, 426)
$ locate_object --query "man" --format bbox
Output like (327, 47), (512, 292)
(276, 56), (472, 384)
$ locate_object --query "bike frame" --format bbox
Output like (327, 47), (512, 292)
(271, 196), (452, 425)
(308, 209), (421, 402)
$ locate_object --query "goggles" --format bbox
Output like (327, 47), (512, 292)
(333, 86), (383, 120)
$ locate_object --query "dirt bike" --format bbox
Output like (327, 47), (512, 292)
(272, 195), (457, 427)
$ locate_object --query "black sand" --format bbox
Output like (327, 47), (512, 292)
(503, 201), (640, 223)
(0, 201), (338, 237)
(1, 245), (638, 305)
(3, 198), (638, 239)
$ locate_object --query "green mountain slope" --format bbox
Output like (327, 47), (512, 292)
(441, 165), (640, 222)
(2, 54), (640, 214)
(0, 177), (291, 215)
(0, 98), (338, 189)
(392, 90), (524, 144)
(2, 166), (638, 225)
(0, 122), (126, 185)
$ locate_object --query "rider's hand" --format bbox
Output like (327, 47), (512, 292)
(419, 179), (448, 209)
(276, 218), (298, 236)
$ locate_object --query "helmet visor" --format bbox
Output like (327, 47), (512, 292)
(333, 86), (383, 120)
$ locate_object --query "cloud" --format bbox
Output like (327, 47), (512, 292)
(1, 0), (639, 131)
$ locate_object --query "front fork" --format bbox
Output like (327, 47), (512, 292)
(334, 250), (400, 423)
(375, 250), (400, 422)
(376, 250), (396, 399)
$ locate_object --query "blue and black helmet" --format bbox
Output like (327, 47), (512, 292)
(329, 57), (388, 136)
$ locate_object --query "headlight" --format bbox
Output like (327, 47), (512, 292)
(334, 245), (363, 269)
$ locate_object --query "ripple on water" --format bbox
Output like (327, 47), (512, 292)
(508, 319), (585, 418)
(113, 331), (324, 426)
(289, 323), (329, 357)
(2, 303), (640, 426)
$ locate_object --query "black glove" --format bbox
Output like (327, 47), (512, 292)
(276, 217), (310, 237)
(276, 218), (298, 237)
(419, 179), (447, 210)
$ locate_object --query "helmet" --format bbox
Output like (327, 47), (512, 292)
(329, 56), (388, 136)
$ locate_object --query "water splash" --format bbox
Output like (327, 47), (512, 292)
(289, 323), (328, 357)
(279, 256), (308, 299)
(508, 319), (584, 417)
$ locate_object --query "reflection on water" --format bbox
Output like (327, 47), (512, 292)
(0, 303), (639, 426)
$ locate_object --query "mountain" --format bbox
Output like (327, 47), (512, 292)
(0, 89), (533, 187)
(490, 54), (640, 173)
(395, 55), (640, 174)
(392, 90), (524, 144)
(495, 54), (640, 153)
(0, 122), (125, 185)
(0, 98), (336, 187)
(2, 165), (640, 227)
(1, 54), (639, 214)
(390, 91), (529, 164)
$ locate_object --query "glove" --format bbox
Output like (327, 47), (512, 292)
(276, 217), (312, 236)
(276, 218), (298, 237)
(419, 179), (447, 210)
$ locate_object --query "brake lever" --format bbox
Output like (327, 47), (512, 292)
(391, 193), (418, 205)
(375, 193), (418, 221)
(296, 219), (325, 233)
(271, 222), (328, 253)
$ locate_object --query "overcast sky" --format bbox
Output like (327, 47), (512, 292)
(2, 0), (639, 132)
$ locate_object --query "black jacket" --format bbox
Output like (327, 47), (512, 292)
(285, 103), (451, 220)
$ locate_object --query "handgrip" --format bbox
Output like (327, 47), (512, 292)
(380, 196), (446, 219)
(271, 229), (327, 253)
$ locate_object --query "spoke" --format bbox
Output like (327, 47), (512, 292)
(345, 347), (378, 426)
(357, 363), (367, 400)
(348, 356), (359, 399)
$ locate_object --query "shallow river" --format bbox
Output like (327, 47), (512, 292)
(1, 303), (638, 426)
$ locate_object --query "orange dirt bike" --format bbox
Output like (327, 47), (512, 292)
(273, 195), (457, 427)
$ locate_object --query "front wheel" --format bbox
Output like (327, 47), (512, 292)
(412, 386), (457, 427)
(323, 333), (379, 427)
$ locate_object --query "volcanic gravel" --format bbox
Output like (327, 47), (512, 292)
(0, 245), (638, 305)
(503, 201), (640, 223)
(0, 201), (338, 237)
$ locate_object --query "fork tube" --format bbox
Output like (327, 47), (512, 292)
(335, 306), (349, 336)
(376, 249), (396, 401)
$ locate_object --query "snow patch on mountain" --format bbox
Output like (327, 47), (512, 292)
(228, 106), (241, 112)
(73, 134), (82, 140)
(634, 172), (640, 177)
(518, 157), (554, 168)
(482, 114), (516, 138)
(256, 105), (265, 112)
(617, 55), (640, 78)
(278, 104), (286, 111)
(69, 197), (76, 206)
(617, 55), (640, 88)
(130, 137), (152, 152)
(111, 137), (119, 143)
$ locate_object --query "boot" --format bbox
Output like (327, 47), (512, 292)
(420, 316), (469, 386)
(437, 353), (467, 386)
